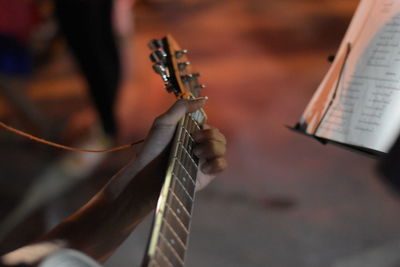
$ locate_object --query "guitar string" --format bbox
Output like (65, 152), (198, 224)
(162, 217), (188, 248)
(172, 163), (195, 197)
(153, 112), (200, 262)
(166, 193), (191, 230)
(159, 230), (185, 264)
(0, 121), (144, 153)
(154, 246), (174, 267)
(181, 111), (202, 195)
(166, 205), (190, 250)
(174, 114), (197, 190)
(155, 113), (200, 259)
(169, 187), (191, 217)
(182, 118), (197, 176)
(174, 159), (196, 186)
(172, 173), (193, 201)
(159, 221), (186, 254)
(155, 192), (189, 264)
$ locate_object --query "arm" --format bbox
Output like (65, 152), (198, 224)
(1, 98), (227, 266)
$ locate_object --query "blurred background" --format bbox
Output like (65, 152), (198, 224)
(2, 0), (400, 266)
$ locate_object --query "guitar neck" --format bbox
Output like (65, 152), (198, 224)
(143, 109), (205, 267)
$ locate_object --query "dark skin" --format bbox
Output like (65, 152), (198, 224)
(1, 98), (227, 266)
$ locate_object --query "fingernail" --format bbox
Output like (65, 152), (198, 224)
(191, 96), (208, 101)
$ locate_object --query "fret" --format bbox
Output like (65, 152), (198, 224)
(162, 217), (188, 248)
(169, 188), (191, 216)
(173, 158), (197, 185)
(172, 166), (195, 196)
(176, 120), (194, 173)
(164, 200), (190, 231)
(183, 115), (196, 141)
(182, 120), (195, 147)
(154, 248), (174, 267)
(173, 119), (186, 155)
(168, 188), (193, 229)
(170, 179), (193, 213)
(175, 143), (197, 179)
(172, 173), (194, 201)
(175, 150), (196, 183)
(179, 143), (198, 170)
(187, 114), (200, 133)
(168, 178), (193, 221)
(163, 205), (190, 244)
(173, 158), (195, 187)
(178, 140), (190, 172)
(179, 115), (200, 173)
(150, 114), (201, 267)
(188, 112), (202, 130)
(181, 117), (194, 156)
(160, 219), (186, 257)
(174, 159), (196, 187)
(158, 233), (184, 266)
(182, 128), (195, 144)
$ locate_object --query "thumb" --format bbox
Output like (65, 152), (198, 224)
(154, 97), (207, 127)
(135, 97), (207, 167)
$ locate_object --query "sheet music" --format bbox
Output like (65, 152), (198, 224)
(301, 0), (400, 153)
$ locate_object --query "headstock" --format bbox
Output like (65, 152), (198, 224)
(148, 35), (205, 99)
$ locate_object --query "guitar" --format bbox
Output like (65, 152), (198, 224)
(142, 35), (206, 267)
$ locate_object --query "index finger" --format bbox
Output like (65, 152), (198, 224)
(155, 97), (207, 127)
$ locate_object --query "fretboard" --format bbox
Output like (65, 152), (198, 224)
(143, 109), (205, 267)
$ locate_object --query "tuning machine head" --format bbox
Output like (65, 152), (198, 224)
(165, 82), (179, 94)
(152, 63), (170, 82)
(180, 74), (194, 82)
(148, 39), (164, 51)
(178, 62), (191, 71)
(175, 49), (188, 59)
(150, 50), (167, 63)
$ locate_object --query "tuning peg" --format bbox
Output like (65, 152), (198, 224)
(152, 63), (170, 82)
(175, 49), (188, 59)
(181, 74), (194, 82)
(148, 39), (163, 50)
(150, 50), (167, 63)
(178, 62), (190, 71)
(165, 82), (176, 94)
(152, 63), (166, 74)
(195, 84), (206, 89)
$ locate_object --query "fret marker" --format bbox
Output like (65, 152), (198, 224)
(177, 208), (181, 214)
(170, 239), (175, 245)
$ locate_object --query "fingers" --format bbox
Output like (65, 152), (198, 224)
(193, 126), (228, 175)
(153, 98), (207, 127)
(193, 127), (227, 145)
(201, 157), (227, 174)
(135, 98), (207, 168)
(193, 140), (226, 159)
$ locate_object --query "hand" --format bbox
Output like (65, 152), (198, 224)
(0, 99), (227, 266)
(192, 124), (227, 190)
(135, 98), (227, 190)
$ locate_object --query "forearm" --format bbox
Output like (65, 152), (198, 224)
(2, 156), (166, 265)
(1, 98), (226, 266)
